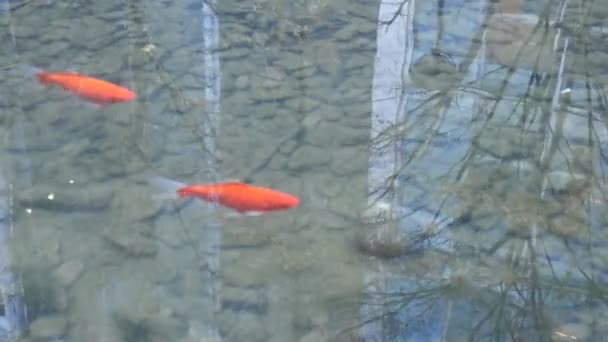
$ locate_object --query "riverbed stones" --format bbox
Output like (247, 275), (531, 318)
(303, 121), (338, 146)
(301, 109), (323, 130)
(285, 97), (321, 113)
(18, 183), (114, 213)
(306, 210), (353, 232)
(253, 85), (295, 102)
(221, 251), (274, 288)
(154, 215), (189, 248)
(261, 66), (286, 89)
(212, 2), (377, 341)
(220, 311), (269, 342)
(112, 183), (162, 222)
(221, 286), (268, 313)
(268, 153), (288, 170)
(292, 297), (329, 332)
(276, 246), (314, 274)
(234, 75), (250, 90)
(180, 321), (222, 342)
(103, 223), (158, 257)
(313, 263), (364, 300)
(16, 223), (62, 269)
(287, 145), (331, 171)
(314, 174), (345, 199)
(299, 329), (328, 342)
(330, 147), (367, 177)
(29, 314), (68, 340)
(222, 226), (272, 249)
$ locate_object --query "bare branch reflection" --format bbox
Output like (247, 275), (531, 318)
(356, 0), (608, 340)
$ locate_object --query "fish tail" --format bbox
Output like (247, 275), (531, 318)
(36, 72), (53, 85)
(148, 176), (187, 200)
(4, 64), (43, 81)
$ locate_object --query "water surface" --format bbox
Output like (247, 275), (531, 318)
(1, 0), (608, 341)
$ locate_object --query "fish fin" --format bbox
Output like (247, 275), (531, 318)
(148, 176), (187, 200)
(36, 72), (53, 85)
(16, 64), (43, 76)
(5, 64), (43, 82)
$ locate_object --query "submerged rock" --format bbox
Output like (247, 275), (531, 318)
(53, 260), (84, 288)
(356, 224), (409, 258)
(410, 51), (463, 91)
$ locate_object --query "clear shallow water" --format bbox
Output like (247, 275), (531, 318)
(0, 0), (607, 341)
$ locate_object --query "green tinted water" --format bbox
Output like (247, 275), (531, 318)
(0, 0), (607, 341)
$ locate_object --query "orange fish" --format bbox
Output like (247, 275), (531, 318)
(36, 71), (136, 106)
(149, 177), (300, 215)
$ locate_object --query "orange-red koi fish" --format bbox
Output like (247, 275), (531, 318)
(149, 177), (300, 215)
(36, 71), (136, 106)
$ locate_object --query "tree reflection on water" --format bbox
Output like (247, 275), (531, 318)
(354, 0), (608, 340)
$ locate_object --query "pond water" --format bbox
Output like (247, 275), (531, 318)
(1, 0), (608, 341)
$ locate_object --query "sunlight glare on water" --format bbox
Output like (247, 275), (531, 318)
(1, 0), (608, 341)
